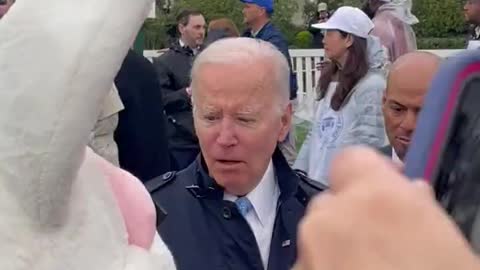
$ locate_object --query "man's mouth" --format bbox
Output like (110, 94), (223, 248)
(216, 160), (244, 167)
(218, 159), (241, 164)
(396, 136), (411, 145)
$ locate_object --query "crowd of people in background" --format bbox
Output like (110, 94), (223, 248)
(3, 0), (480, 269)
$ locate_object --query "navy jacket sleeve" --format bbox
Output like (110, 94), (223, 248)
(152, 57), (191, 113)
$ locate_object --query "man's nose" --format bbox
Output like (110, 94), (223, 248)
(399, 110), (418, 132)
(216, 119), (238, 147)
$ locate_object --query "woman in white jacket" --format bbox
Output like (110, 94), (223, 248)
(294, 6), (388, 185)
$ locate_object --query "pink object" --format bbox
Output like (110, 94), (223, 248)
(372, 10), (417, 62)
(90, 149), (156, 249)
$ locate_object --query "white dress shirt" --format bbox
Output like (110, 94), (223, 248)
(178, 39), (199, 55)
(224, 160), (280, 270)
(251, 23), (267, 38)
(392, 148), (402, 164)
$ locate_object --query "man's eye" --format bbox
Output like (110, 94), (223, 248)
(238, 118), (255, 124)
(390, 105), (404, 113)
(204, 115), (219, 121)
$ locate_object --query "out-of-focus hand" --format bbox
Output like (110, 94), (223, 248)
(294, 147), (480, 270)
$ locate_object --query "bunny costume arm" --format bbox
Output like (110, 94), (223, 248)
(0, 0), (176, 269)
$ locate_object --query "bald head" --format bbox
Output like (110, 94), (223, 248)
(387, 52), (441, 96)
(383, 52), (441, 160)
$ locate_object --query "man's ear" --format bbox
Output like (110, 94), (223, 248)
(178, 24), (185, 36)
(382, 90), (388, 114)
(278, 103), (293, 142)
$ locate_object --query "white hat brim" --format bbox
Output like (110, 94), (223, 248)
(311, 22), (337, 30)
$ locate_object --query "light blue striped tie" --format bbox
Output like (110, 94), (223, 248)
(235, 197), (253, 217)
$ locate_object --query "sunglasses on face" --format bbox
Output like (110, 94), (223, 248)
(0, 0), (6, 5)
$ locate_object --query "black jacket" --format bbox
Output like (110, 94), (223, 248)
(114, 49), (171, 181)
(147, 148), (325, 270)
(152, 41), (198, 150)
(308, 19), (325, 49)
(243, 22), (298, 100)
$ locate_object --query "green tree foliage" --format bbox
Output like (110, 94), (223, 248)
(172, 0), (244, 28)
(144, 14), (170, 49)
(271, 0), (300, 43)
(413, 0), (466, 38)
(308, 0), (466, 38)
(144, 0), (469, 49)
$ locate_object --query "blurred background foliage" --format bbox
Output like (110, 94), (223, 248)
(144, 0), (469, 50)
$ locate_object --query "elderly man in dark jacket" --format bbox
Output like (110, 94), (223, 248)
(114, 49), (171, 182)
(148, 38), (325, 270)
(152, 9), (206, 170)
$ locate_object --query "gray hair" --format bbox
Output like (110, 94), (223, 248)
(190, 37), (290, 110)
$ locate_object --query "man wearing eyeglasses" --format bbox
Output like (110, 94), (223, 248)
(0, 0), (14, 19)
(464, 0), (480, 49)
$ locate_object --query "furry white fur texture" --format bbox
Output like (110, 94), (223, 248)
(0, 0), (176, 269)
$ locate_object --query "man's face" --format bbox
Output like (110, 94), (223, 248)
(179, 14), (206, 48)
(318, 11), (329, 22)
(464, 0), (480, 24)
(0, 0), (13, 19)
(242, 3), (264, 25)
(382, 60), (439, 160)
(192, 61), (291, 196)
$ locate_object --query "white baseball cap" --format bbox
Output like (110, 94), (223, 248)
(317, 2), (327, 12)
(312, 6), (374, 39)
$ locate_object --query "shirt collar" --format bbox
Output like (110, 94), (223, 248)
(178, 39), (199, 55)
(392, 148), (402, 163)
(475, 26), (480, 39)
(251, 22), (269, 38)
(224, 160), (280, 226)
(179, 39), (186, 48)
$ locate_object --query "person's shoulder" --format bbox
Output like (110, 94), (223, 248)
(145, 171), (180, 195)
(357, 71), (386, 92)
(261, 23), (286, 39)
(146, 165), (196, 193)
(294, 169), (328, 203)
(153, 48), (173, 61)
(145, 169), (193, 226)
(153, 45), (184, 62)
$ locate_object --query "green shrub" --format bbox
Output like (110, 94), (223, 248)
(417, 36), (466, 49)
(144, 11), (172, 50)
(413, 0), (466, 38)
(293, 31), (314, 48)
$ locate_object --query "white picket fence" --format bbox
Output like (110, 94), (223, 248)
(144, 49), (463, 121)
